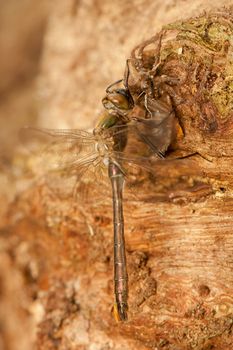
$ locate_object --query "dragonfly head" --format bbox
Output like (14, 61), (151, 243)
(102, 88), (134, 116)
(94, 80), (132, 147)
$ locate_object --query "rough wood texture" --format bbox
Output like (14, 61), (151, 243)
(1, 1), (233, 350)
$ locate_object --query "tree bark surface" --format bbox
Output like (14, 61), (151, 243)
(1, 1), (233, 350)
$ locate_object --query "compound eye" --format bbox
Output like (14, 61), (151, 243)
(102, 92), (131, 111)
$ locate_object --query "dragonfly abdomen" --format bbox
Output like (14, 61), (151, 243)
(109, 161), (128, 321)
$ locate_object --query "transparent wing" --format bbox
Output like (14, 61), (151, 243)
(107, 114), (177, 201)
(99, 130), (159, 202)
(20, 126), (110, 199)
(41, 157), (111, 201)
(20, 127), (97, 173)
(110, 107), (174, 160)
(19, 116), (176, 201)
(135, 98), (175, 156)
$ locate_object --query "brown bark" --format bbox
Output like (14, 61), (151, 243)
(1, 1), (233, 350)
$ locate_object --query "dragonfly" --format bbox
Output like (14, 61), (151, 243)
(22, 65), (175, 322)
